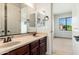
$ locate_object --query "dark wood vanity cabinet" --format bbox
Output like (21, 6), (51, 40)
(30, 36), (47, 55)
(39, 37), (47, 55)
(30, 40), (39, 55)
(3, 36), (47, 55)
(4, 44), (30, 55)
(15, 45), (30, 55)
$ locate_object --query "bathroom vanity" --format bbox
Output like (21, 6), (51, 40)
(0, 33), (47, 55)
(0, 3), (48, 55)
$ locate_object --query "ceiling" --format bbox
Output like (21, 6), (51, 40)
(53, 3), (73, 15)
(11, 3), (73, 15)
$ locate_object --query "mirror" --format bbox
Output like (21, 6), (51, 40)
(0, 3), (5, 36)
(7, 3), (36, 35)
(26, 4), (36, 32)
(0, 3), (36, 36)
(7, 3), (21, 35)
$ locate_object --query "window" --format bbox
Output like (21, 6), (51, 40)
(59, 17), (72, 31)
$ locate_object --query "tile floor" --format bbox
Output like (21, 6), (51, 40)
(53, 38), (73, 55)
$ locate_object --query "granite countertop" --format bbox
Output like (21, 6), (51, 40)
(0, 33), (47, 55)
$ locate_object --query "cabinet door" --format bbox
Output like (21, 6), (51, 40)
(40, 43), (46, 55)
(15, 45), (29, 55)
(3, 50), (16, 55)
(30, 40), (39, 49)
(30, 40), (39, 55)
(3, 44), (30, 55)
(40, 37), (47, 53)
(31, 46), (39, 55)
(40, 37), (46, 44)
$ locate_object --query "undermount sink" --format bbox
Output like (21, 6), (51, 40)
(0, 41), (20, 48)
(32, 34), (40, 37)
(33, 35), (40, 37)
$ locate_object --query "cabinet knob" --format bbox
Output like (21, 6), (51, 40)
(7, 30), (10, 32)
(1, 30), (4, 32)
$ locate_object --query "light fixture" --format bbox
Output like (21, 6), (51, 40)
(44, 16), (49, 21)
(24, 3), (34, 8)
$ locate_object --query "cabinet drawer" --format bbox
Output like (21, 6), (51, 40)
(30, 40), (39, 49)
(16, 44), (29, 55)
(4, 50), (16, 55)
(4, 44), (30, 55)
(40, 37), (47, 44)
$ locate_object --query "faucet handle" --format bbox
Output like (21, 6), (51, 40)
(3, 38), (7, 43)
(7, 37), (12, 42)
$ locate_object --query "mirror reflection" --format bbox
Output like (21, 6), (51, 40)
(0, 3), (36, 36)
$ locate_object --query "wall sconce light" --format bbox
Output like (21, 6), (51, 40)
(44, 16), (49, 21)
(27, 19), (29, 22)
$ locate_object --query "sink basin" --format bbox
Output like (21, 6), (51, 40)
(0, 41), (20, 48)
(32, 35), (41, 37)
(33, 35), (39, 37)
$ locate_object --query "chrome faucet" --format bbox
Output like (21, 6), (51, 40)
(0, 36), (12, 43)
(7, 37), (12, 42)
